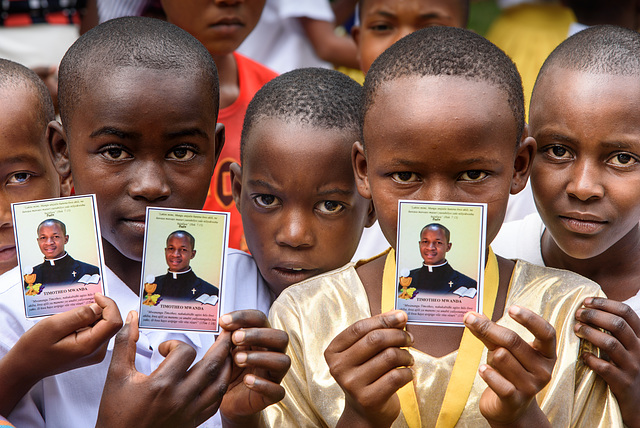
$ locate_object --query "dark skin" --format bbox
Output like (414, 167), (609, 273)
(160, 0), (266, 109)
(0, 294), (121, 417)
(530, 68), (640, 427)
(325, 75), (555, 427)
(49, 68), (224, 294)
(97, 310), (289, 428)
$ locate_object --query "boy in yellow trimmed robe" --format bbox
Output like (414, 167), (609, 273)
(264, 27), (621, 427)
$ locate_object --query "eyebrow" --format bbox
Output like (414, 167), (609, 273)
(166, 128), (209, 140)
(90, 127), (140, 139)
(248, 179), (277, 192)
(316, 188), (354, 197)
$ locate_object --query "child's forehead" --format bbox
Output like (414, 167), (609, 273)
(243, 117), (357, 166)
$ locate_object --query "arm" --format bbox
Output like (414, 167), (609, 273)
(0, 294), (122, 416)
(324, 310), (414, 428)
(95, 311), (232, 428)
(219, 310), (290, 428)
(574, 297), (640, 428)
(299, 17), (360, 69)
(464, 306), (556, 428)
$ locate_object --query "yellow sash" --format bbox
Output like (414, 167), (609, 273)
(381, 248), (500, 427)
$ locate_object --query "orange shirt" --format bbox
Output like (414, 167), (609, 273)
(203, 53), (277, 250)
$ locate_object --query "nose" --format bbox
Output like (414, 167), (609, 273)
(0, 193), (12, 230)
(128, 161), (171, 202)
(275, 209), (314, 249)
(566, 159), (604, 202)
(417, 178), (452, 202)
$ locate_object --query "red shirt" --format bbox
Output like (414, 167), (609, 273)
(203, 53), (277, 250)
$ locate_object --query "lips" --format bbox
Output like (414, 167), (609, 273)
(0, 245), (16, 262)
(559, 213), (607, 234)
(271, 263), (318, 285)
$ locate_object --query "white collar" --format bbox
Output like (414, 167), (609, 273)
(45, 252), (68, 266)
(423, 260), (448, 272)
(168, 267), (192, 279)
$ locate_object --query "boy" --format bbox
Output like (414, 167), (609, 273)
(230, 67), (375, 296)
(492, 25), (640, 427)
(1, 17), (288, 427)
(352, 0), (468, 74)
(0, 59), (71, 275)
(265, 27), (621, 426)
(160, 0), (277, 251)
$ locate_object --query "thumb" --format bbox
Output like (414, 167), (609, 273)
(107, 311), (139, 377)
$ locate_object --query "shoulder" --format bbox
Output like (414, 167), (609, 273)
(408, 266), (422, 276)
(72, 259), (100, 273)
(233, 52), (278, 83)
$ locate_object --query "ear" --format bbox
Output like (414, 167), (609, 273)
(214, 123), (225, 165)
(353, 141), (372, 200)
(446, 242), (452, 252)
(47, 121), (73, 197)
(190, 249), (196, 259)
(511, 124), (536, 195)
(230, 162), (243, 213)
(64, 235), (69, 244)
(364, 200), (377, 228)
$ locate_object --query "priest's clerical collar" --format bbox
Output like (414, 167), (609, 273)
(422, 260), (448, 272)
(168, 267), (192, 279)
(45, 252), (68, 266)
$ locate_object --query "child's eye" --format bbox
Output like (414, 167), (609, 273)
(7, 172), (32, 184)
(459, 170), (487, 181)
(316, 200), (345, 214)
(100, 146), (132, 161)
(544, 145), (572, 160)
(167, 146), (197, 161)
(253, 194), (279, 208)
(391, 172), (419, 183)
(608, 152), (638, 167)
(369, 22), (393, 32)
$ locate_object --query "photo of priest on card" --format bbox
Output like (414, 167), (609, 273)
(400, 223), (477, 298)
(150, 230), (218, 302)
(24, 219), (100, 293)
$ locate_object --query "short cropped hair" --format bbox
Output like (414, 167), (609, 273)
(240, 67), (363, 163)
(535, 25), (640, 87)
(364, 26), (524, 143)
(58, 16), (219, 130)
(420, 223), (450, 243)
(0, 59), (55, 128)
(38, 219), (67, 236)
(167, 230), (196, 250)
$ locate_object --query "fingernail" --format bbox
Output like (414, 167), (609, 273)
(574, 322), (583, 337)
(221, 314), (232, 325)
(407, 331), (414, 344)
(575, 309), (583, 319)
(89, 303), (102, 316)
(233, 330), (245, 344)
(584, 297), (593, 305)
(395, 311), (406, 323)
(508, 305), (521, 316)
(478, 364), (488, 374)
(235, 352), (247, 365)
(464, 312), (476, 324)
(244, 374), (256, 387)
(125, 311), (134, 325)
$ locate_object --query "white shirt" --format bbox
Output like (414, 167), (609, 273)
(493, 213), (640, 314)
(237, 0), (335, 73)
(1, 249), (272, 427)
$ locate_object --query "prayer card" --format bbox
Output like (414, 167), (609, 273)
(13, 195), (106, 318)
(395, 200), (487, 326)
(138, 207), (228, 333)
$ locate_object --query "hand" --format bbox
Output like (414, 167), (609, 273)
(574, 297), (640, 428)
(0, 293), (122, 416)
(96, 311), (232, 428)
(464, 306), (555, 427)
(219, 310), (290, 428)
(324, 310), (414, 428)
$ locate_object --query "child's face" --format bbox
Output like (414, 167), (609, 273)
(419, 227), (451, 265)
(56, 68), (223, 263)
(37, 223), (68, 259)
(353, 0), (466, 74)
(0, 88), (61, 273)
(165, 234), (195, 272)
(529, 69), (640, 260)
(233, 118), (373, 296)
(161, 0), (266, 56)
(355, 76), (533, 250)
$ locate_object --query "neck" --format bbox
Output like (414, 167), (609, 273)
(210, 52), (239, 109)
(103, 238), (141, 295)
(541, 226), (640, 301)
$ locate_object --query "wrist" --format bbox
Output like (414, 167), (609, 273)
(486, 401), (550, 428)
(220, 412), (264, 428)
(337, 403), (394, 428)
